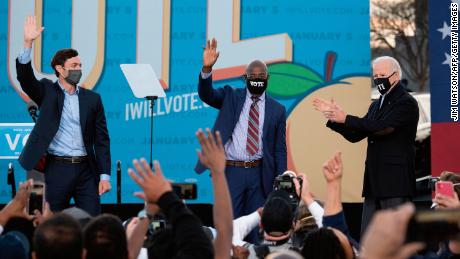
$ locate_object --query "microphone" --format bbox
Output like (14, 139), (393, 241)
(116, 160), (121, 204)
(7, 163), (16, 197)
(26, 101), (38, 122)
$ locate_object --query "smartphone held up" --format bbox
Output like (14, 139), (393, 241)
(27, 182), (45, 215)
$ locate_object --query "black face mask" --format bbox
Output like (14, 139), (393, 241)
(63, 68), (82, 86)
(246, 78), (268, 96)
(374, 71), (396, 95)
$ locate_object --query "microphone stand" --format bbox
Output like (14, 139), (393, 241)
(116, 161), (121, 204)
(145, 96), (158, 168)
(7, 163), (16, 198)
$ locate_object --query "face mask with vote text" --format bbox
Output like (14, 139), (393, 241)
(246, 78), (268, 96)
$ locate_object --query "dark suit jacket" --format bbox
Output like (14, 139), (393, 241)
(194, 74), (287, 197)
(16, 59), (111, 176)
(327, 83), (419, 198)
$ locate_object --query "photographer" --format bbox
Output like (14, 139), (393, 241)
(230, 170), (325, 257)
(245, 190), (301, 258)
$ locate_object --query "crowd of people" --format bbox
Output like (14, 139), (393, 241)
(0, 129), (459, 259)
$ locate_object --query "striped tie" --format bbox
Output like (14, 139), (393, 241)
(247, 97), (260, 156)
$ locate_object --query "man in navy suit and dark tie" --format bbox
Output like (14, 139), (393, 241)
(15, 16), (111, 216)
(195, 38), (287, 224)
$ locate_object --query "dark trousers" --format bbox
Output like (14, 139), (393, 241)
(225, 165), (266, 244)
(44, 159), (100, 216)
(360, 197), (411, 237)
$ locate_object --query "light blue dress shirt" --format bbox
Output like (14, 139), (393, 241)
(18, 48), (109, 181)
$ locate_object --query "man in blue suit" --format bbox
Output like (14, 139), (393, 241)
(195, 38), (287, 223)
(15, 16), (111, 216)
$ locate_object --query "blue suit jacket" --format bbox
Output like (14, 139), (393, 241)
(16, 59), (111, 176)
(194, 74), (287, 196)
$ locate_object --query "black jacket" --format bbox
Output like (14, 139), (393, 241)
(327, 83), (419, 198)
(16, 59), (111, 176)
(157, 191), (214, 258)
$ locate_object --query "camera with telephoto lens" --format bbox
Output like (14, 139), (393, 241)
(273, 171), (303, 212)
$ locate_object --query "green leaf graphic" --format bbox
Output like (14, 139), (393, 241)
(267, 63), (324, 98)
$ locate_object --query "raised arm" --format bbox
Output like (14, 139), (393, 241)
(196, 128), (233, 259)
(326, 119), (368, 143)
(344, 97), (419, 135)
(322, 152), (343, 216)
(126, 202), (158, 259)
(16, 16), (46, 105)
(198, 38), (225, 109)
(314, 97), (369, 143)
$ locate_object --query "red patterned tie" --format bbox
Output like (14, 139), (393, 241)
(247, 97), (260, 156)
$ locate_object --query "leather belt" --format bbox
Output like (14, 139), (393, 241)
(226, 159), (262, 168)
(48, 154), (88, 164)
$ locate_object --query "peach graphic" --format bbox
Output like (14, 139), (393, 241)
(286, 76), (371, 202)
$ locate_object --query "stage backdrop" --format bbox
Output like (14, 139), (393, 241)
(0, 0), (371, 204)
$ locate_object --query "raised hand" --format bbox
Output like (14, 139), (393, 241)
(202, 38), (220, 73)
(322, 151), (343, 183)
(295, 173), (314, 205)
(128, 159), (172, 203)
(325, 99), (347, 123)
(0, 180), (34, 226)
(33, 202), (53, 227)
(24, 16), (44, 48)
(196, 128), (226, 174)
(313, 98), (333, 113)
(434, 192), (460, 209)
(313, 98), (347, 123)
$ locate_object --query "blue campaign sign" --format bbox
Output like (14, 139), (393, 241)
(0, 0), (371, 204)
(0, 123), (34, 159)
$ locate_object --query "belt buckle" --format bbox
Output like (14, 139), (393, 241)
(244, 160), (253, 168)
(71, 157), (78, 164)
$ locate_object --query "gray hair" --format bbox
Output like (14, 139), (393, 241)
(372, 56), (402, 79)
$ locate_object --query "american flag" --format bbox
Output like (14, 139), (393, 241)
(429, 0), (460, 175)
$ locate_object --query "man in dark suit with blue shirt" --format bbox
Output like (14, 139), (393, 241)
(195, 38), (287, 223)
(15, 16), (111, 216)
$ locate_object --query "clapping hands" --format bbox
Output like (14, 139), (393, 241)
(313, 98), (347, 123)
